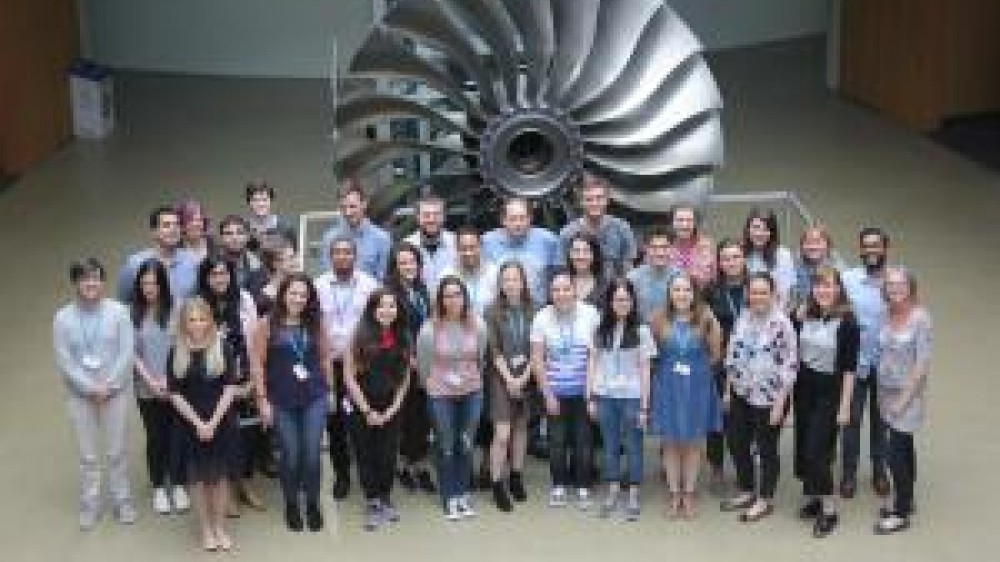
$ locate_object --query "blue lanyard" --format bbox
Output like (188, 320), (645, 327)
(289, 327), (308, 363)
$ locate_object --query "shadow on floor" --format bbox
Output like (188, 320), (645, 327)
(931, 112), (1000, 173)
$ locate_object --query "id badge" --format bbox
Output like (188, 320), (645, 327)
(674, 362), (691, 376)
(445, 371), (463, 387)
(81, 354), (103, 370)
(341, 396), (354, 415)
(293, 363), (309, 381)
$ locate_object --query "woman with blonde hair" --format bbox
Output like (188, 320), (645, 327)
(168, 297), (241, 551)
(648, 274), (723, 518)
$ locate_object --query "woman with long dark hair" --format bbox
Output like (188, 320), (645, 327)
(251, 273), (332, 532)
(586, 278), (653, 521)
(197, 257), (264, 513)
(566, 232), (609, 309)
(742, 208), (795, 308)
(484, 261), (536, 511)
(385, 241), (436, 493)
(132, 259), (189, 514)
(344, 289), (413, 531)
(416, 275), (489, 521)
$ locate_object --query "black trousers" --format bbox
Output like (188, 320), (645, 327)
(548, 396), (593, 488)
(886, 426), (916, 516)
(728, 394), (782, 499)
(707, 368), (729, 470)
(350, 399), (400, 502)
(399, 384), (432, 465)
(793, 370), (843, 496)
(137, 398), (185, 487)
(326, 360), (352, 480)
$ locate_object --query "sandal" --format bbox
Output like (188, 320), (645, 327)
(680, 492), (697, 519)
(666, 491), (682, 519)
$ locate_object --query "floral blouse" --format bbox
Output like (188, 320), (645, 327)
(666, 236), (716, 288)
(725, 307), (798, 407)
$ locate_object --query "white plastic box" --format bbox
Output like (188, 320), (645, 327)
(68, 62), (114, 139)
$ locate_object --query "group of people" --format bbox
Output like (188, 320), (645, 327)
(52, 173), (932, 552)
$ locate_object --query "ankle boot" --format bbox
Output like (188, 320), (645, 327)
(492, 481), (513, 512)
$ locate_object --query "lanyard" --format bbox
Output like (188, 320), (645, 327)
(723, 285), (743, 320)
(75, 304), (103, 354)
(555, 310), (576, 354)
(329, 275), (356, 321)
(506, 307), (527, 356)
(288, 326), (308, 363)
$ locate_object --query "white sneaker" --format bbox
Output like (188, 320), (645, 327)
(577, 488), (592, 511)
(152, 488), (171, 514)
(457, 495), (476, 518)
(548, 486), (568, 508)
(172, 486), (190, 512)
(445, 498), (462, 521)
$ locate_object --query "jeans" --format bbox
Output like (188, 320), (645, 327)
(548, 395), (593, 488)
(885, 427), (916, 515)
(595, 397), (643, 486)
(67, 390), (132, 509)
(841, 374), (886, 482)
(428, 392), (483, 502)
(350, 400), (401, 502)
(274, 396), (329, 504)
(728, 394), (782, 499)
(793, 370), (842, 496)
(136, 398), (185, 487)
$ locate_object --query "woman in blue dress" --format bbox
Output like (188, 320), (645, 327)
(649, 273), (723, 519)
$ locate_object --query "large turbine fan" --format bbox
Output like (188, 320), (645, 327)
(335, 0), (724, 223)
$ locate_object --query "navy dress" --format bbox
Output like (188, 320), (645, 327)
(649, 320), (722, 441)
(168, 346), (242, 484)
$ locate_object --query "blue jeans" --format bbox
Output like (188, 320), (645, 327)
(273, 396), (329, 504)
(428, 392), (483, 503)
(841, 374), (886, 482)
(596, 397), (643, 486)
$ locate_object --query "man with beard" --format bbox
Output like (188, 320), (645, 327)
(404, 193), (457, 292)
(840, 227), (891, 499)
(216, 215), (264, 291)
(315, 235), (380, 500)
(116, 205), (200, 304)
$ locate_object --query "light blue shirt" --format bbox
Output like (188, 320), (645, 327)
(481, 227), (560, 307)
(627, 264), (680, 323)
(558, 215), (638, 276)
(404, 230), (458, 292)
(320, 218), (392, 281)
(116, 247), (200, 304)
(842, 266), (886, 377)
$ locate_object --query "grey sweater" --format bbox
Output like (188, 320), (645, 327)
(53, 299), (135, 397)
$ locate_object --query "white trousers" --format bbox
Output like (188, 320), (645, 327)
(66, 389), (131, 508)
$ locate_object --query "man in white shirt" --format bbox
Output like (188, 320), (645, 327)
(314, 235), (379, 500)
(439, 227), (497, 317)
(404, 193), (457, 292)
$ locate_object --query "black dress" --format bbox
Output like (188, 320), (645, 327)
(168, 346), (242, 484)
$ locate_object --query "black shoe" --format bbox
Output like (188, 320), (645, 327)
(285, 502), (303, 532)
(492, 482), (513, 512)
(332, 475), (350, 501)
(527, 440), (548, 460)
(509, 472), (527, 502)
(813, 512), (838, 538)
(416, 470), (437, 494)
(798, 498), (822, 520)
(397, 468), (416, 492)
(477, 467), (492, 490)
(305, 501), (323, 532)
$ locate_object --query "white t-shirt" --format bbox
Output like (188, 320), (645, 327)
(591, 324), (656, 400)
(530, 302), (600, 397)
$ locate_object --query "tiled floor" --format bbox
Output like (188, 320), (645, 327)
(1, 38), (997, 559)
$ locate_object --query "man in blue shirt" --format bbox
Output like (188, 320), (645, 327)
(116, 205), (200, 304)
(404, 192), (457, 292)
(482, 197), (560, 307)
(840, 226), (891, 499)
(627, 227), (680, 323)
(319, 178), (392, 281)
